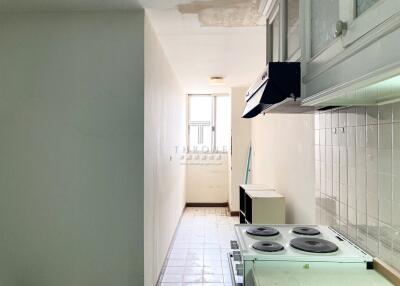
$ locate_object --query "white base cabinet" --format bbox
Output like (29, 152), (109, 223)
(239, 185), (286, 224)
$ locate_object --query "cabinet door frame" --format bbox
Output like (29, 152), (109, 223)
(342, 0), (400, 47)
(265, 0), (283, 63)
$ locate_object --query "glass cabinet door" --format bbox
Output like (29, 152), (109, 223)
(310, 0), (339, 57)
(286, 0), (300, 60)
(342, 0), (400, 47)
(271, 15), (280, 62)
(356, 0), (380, 17)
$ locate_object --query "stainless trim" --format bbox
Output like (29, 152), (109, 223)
(261, 98), (316, 114)
(227, 253), (237, 286)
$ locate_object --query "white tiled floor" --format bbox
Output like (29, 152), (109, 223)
(160, 207), (239, 286)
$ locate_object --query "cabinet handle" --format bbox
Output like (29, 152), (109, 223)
(335, 20), (347, 37)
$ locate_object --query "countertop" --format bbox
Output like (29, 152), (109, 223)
(240, 184), (275, 191)
(246, 190), (284, 199)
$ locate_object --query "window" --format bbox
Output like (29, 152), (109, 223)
(188, 94), (230, 153)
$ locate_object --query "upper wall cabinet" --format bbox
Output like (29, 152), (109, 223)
(301, 0), (400, 106)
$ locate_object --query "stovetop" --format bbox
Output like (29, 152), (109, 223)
(234, 224), (373, 264)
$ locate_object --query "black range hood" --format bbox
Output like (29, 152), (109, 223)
(242, 62), (307, 118)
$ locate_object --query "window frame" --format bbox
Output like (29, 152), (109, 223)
(187, 94), (230, 154)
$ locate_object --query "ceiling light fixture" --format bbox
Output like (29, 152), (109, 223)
(209, 76), (225, 86)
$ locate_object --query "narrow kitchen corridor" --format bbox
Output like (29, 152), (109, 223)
(160, 208), (239, 285)
(3, 1), (400, 285)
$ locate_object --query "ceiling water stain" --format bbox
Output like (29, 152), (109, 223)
(177, 0), (266, 27)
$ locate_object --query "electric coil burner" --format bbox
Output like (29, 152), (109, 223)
(246, 226), (279, 237)
(290, 237), (339, 253)
(292, 226), (321, 236)
(252, 241), (284, 252)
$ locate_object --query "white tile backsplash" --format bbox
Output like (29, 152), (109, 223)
(379, 198), (392, 225)
(357, 106), (367, 126)
(366, 171), (378, 195)
(379, 173), (392, 200)
(356, 126), (366, 148)
(393, 102), (400, 122)
(367, 124), (378, 148)
(325, 111), (332, 129)
(393, 202), (400, 230)
(319, 113), (326, 129)
(339, 110), (347, 127)
(393, 124), (400, 175)
(379, 105), (393, 124)
(366, 106), (378, 125)
(332, 110), (339, 128)
(367, 191), (379, 219)
(316, 104), (400, 271)
(347, 108), (357, 127)
(394, 175), (400, 203)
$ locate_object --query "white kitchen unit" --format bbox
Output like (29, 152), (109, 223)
(251, 261), (392, 286)
(239, 184), (285, 224)
(229, 225), (393, 286)
(300, 0), (400, 106)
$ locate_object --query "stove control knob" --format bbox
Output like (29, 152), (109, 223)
(236, 263), (244, 276)
(230, 240), (239, 249)
(233, 251), (242, 261)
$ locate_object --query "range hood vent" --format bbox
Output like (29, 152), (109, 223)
(242, 62), (304, 118)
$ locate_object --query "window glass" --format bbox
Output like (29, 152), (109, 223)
(189, 95), (212, 122)
(188, 95), (230, 153)
(188, 95), (212, 152)
(215, 96), (231, 152)
(189, 125), (212, 153)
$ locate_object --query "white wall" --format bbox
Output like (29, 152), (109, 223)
(230, 87), (251, 212)
(144, 15), (187, 286)
(186, 154), (229, 203)
(0, 11), (144, 286)
(251, 113), (315, 224)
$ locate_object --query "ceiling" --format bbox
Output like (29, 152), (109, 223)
(0, 0), (266, 94)
(0, 0), (190, 12)
(0, 0), (142, 12)
(147, 0), (266, 94)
